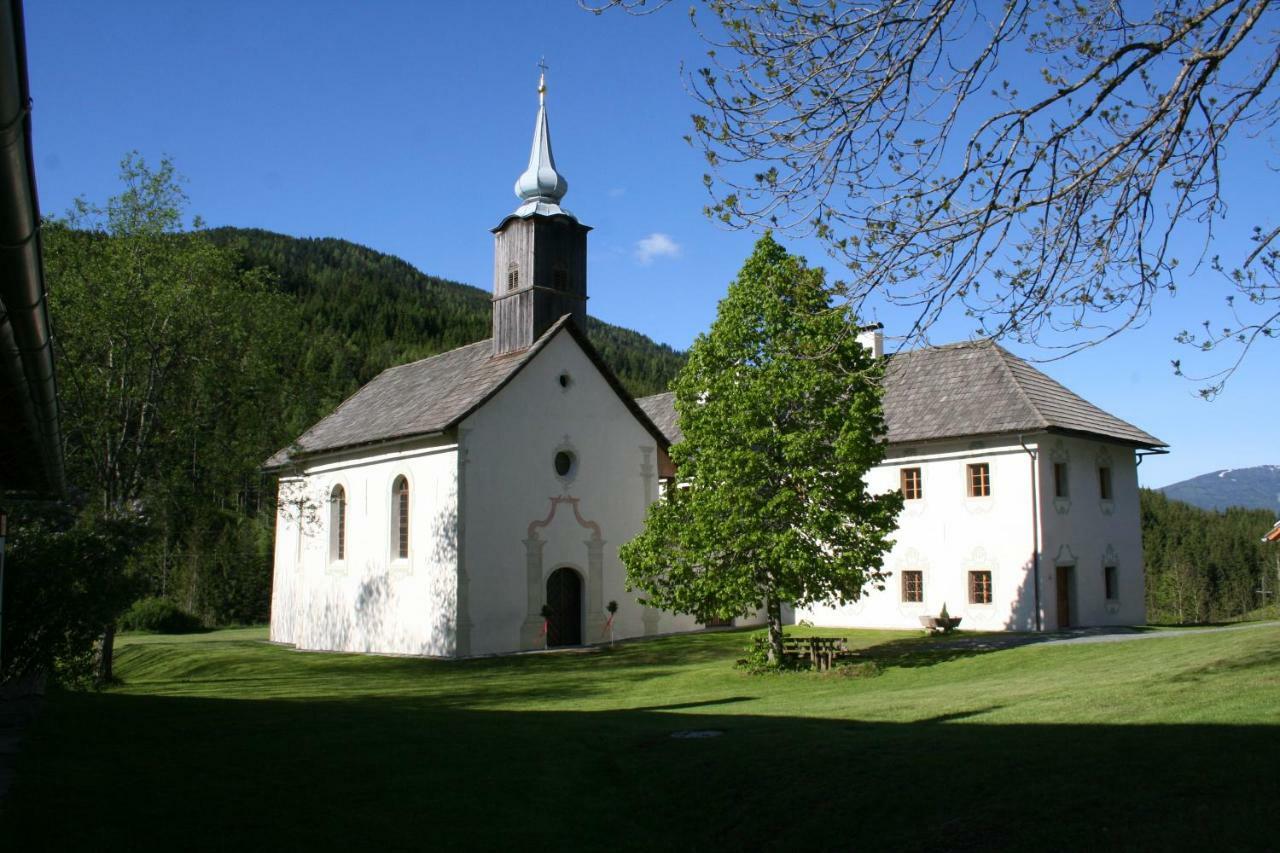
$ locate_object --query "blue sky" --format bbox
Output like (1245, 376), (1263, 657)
(24, 2), (1275, 488)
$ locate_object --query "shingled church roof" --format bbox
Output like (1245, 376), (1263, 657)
(636, 341), (1164, 449)
(264, 316), (668, 471)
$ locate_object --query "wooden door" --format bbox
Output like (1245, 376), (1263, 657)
(545, 568), (582, 646)
(1056, 566), (1073, 629)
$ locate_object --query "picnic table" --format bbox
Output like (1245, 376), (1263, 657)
(757, 636), (851, 671)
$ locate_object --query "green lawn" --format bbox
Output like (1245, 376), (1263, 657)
(3, 624), (1278, 851)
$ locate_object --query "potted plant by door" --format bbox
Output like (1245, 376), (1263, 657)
(606, 600), (618, 646)
(541, 603), (554, 650)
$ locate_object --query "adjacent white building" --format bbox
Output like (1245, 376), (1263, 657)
(265, 77), (1166, 657)
(640, 340), (1162, 634)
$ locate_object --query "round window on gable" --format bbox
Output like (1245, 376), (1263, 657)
(558, 371), (572, 389)
(554, 450), (576, 479)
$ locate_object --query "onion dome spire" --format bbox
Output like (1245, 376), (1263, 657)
(512, 64), (574, 220)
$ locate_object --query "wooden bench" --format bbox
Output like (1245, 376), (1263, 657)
(758, 636), (852, 671)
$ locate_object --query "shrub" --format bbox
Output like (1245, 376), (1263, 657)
(119, 597), (202, 634)
(1, 514), (142, 686)
(831, 660), (883, 679)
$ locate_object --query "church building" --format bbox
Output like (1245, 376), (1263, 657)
(265, 76), (1167, 657)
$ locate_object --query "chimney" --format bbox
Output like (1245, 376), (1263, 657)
(856, 322), (884, 358)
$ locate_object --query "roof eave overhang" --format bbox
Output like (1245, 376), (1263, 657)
(491, 210), (593, 234)
(0, 0), (63, 496)
(262, 429), (452, 475)
(886, 425), (1167, 452)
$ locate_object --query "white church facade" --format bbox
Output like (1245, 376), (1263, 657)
(265, 77), (1166, 657)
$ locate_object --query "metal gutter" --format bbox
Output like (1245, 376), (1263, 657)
(0, 0), (63, 495)
(1018, 434), (1043, 632)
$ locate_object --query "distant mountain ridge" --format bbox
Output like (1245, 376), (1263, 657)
(1159, 465), (1280, 513)
(204, 227), (686, 402)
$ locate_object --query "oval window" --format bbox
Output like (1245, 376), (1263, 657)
(558, 371), (572, 389)
(554, 450), (575, 478)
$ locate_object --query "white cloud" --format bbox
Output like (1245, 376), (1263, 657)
(634, 232), (682, 265)
(608, 186), (627, 198)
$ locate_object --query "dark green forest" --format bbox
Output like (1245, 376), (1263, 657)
(1141, 488), (1278, 624)
(121, 227), (685, 626)
(204, 227), (686, 406)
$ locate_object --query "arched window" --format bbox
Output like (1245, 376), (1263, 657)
(329, 485), (346, 562)
(392, 475), (409, 561)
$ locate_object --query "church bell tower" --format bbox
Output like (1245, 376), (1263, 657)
(491, 70), (591, 357)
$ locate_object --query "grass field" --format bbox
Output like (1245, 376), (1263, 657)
(2, 624), (1278, 851)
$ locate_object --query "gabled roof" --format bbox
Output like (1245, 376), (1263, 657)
(264, 315), (668, 471)
(636, 391), (680, 446)
(635, 341), (1165, 450)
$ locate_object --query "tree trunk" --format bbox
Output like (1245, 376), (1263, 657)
(98, 623), (116, 685)
(766, 597), (784, 666)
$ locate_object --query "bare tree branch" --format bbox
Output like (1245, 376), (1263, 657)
(593, 0), (1279, 393)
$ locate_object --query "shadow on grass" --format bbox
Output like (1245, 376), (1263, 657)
(1170, 650), (1280, 682)
(109, 632), (764, 710)
(2, 690), (1276, 852)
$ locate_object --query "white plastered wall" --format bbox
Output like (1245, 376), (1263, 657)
(458, 331), (709, 657)
(268, 436), (461, 656)
(1038, 435), (1147, 628)
(796, 437), (1043, 631)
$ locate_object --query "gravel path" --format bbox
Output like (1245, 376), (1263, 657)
(913, 620), (1280, 654)
(1037, 619), (1280, 646)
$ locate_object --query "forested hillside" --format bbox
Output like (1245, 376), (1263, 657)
(204, 227), (685, 406)
(1141, 488), (1277, 624)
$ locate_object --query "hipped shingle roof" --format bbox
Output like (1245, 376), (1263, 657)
(636, 341), (1164, 449)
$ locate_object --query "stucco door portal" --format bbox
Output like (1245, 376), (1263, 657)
(546, 567), (583, 646)
(1056, 566), (1074, 629)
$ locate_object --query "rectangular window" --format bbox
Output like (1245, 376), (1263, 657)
(1104, 565), (1118, 600)
(967, 462), (991, 497)
(1053, 462), (1069, 498)
(900, 467), (923, 500)
(968, 570), (993, 605)
(506, 267), (519, 291)
(901, 570), (923, 603)
(1098, 466), (1113, 500)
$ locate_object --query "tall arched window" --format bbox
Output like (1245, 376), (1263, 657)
(392, 475), (409, 561)
(329, 485), (346, 563)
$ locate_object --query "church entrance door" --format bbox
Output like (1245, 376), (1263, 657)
(545, 567), (582, 646)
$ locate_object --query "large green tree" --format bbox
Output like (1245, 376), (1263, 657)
(620, 234), (902, 664)
(42, 154), (305, 676)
